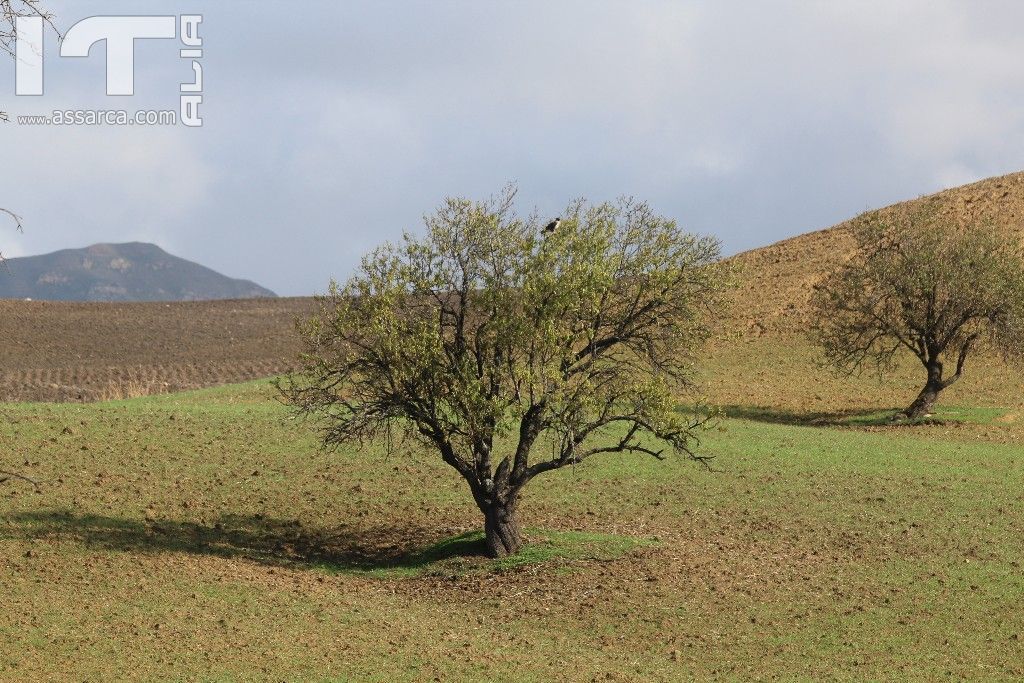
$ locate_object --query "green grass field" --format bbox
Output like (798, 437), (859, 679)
(2, 372), (1023, 681)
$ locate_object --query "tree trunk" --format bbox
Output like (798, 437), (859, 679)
(482, 496), (523, 558)
(904, 364), (944, 419)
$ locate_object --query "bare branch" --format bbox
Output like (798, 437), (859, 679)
(0, 469), (42, 489)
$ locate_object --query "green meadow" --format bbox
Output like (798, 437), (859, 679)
(2, 378), (1022, 681)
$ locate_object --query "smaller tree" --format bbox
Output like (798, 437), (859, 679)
(280, 188), (729, 557)
(812, 204), (1024, 419)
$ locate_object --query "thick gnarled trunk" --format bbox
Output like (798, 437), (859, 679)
(905, 381), (941, 419)
(904, 362), (944, 419)
(482, 497), (522, 558)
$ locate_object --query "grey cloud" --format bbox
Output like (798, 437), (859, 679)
(5, 0), (1024, 294)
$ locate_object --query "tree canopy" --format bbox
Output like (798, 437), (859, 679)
(280, 188), (730, 556)
(812, 203), (1024, 418)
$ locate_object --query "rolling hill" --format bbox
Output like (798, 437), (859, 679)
(0, 242), (276, 302)
(728, 171), (1024, 335)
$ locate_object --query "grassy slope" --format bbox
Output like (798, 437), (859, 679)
(2, 381), (1023, 681)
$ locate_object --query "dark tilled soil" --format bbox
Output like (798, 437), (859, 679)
(0, 297), (316, 402)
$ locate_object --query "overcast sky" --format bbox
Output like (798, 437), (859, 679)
(4, 1), (1024, 295)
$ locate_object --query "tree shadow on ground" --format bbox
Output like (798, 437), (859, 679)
(721, 405), (899, 427)
(2, 510), (489, 573)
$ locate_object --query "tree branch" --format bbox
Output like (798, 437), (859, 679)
(0, 469), (42, 489)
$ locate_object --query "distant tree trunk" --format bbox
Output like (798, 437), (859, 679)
(482, 493), (523, 558)
(904, 362), (944, 419)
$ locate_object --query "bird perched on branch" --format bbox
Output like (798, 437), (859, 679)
(543, 218), (561, 234)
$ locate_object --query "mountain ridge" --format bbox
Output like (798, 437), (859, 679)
(0, 241), (276, 302)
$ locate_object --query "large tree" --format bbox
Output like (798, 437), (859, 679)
(280, 188), (729, 557)
(812, 203), (1024, 419)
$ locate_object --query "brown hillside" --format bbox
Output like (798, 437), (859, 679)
(0, 297), (314, 402)
(729, 171), (1024, 336)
